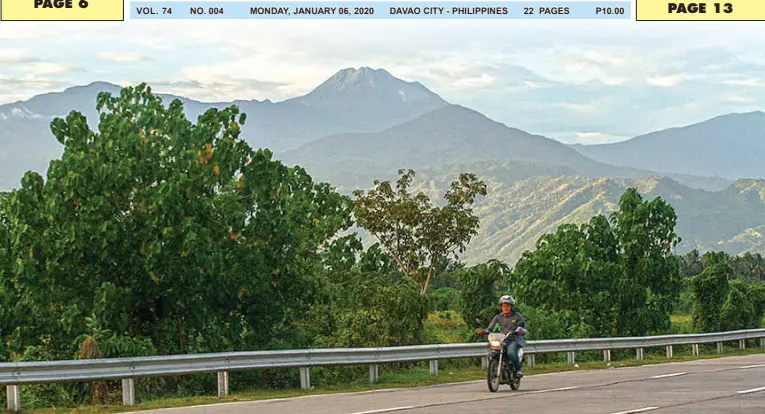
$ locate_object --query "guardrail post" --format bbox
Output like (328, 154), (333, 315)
(217, 371), (229, 397)
(692, 344), (699, 356)
(603, 350), (611, 362)
(429, 360), (439, 376)
(527, 354), (535, 369)
(567, 352), (575, 365)
(760, 337), (764, 348)
(740, 339), (746, 350)
(481, 356), (488, 369)
(300, 367), (311, 389)
(369, 364), (379, 383)
(666, 345), (673, 358)
(122, 378), (135, 406)
(717, 342), (723, 354)
(636, 348), (644, 361)
(7, 385), (20, 412)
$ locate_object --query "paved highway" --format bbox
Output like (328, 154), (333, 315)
(132, 354), (765, 414)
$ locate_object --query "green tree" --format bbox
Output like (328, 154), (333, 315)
(689, 258), (731, 333)
(512, 215), (620, 337)
(609, 188), (682, 335)
(428, 287), (461, 312)
(0, 192), (11, 360)
(455, 259), (511, 331)
(734, 252), (765, 283)
(512, 188), (682, 337)
(307, 234), (429, 349)
(680, 249), (704, 277)
(352, 168), (486, 295)
(720, 280), (757, 330)
(1, 83), (354, 364)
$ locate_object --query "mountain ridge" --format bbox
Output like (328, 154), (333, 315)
(0, 67), (449, 190)
(574, 110), (765, 179)
(384, 165), (765, 266)
(280, 103), (734, 191)
(2, 67), (764, 262)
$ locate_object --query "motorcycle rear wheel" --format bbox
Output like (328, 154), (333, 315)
(487, 358), (500, 392)
(510, 376), (521, 390)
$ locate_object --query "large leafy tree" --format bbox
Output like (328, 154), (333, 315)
(512, 188), (682, 337)
(609, 188), (682, 335)
(1, 83), (353, 360)
(352, 168), (486, 295)
(512, 215), (621, 337)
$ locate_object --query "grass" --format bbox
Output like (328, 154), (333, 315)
(422, 311), (473, 344)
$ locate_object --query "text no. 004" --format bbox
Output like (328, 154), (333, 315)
(34, 0), (88, 8)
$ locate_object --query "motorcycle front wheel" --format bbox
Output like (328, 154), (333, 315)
(487, 358), (500, 392)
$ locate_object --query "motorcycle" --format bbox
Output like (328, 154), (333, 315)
(482, 327), (526, 392)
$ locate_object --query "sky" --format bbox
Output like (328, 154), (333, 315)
(1, 1), (764, 144)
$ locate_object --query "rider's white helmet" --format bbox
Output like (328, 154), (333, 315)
(499, 295), (515, 306)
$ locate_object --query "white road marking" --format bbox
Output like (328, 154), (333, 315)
(737, 386), (765, 394)
(650, 372), (687, 379)
(609, 407), (659, 414)
(530, 386), (579, 393)
(348, 407), (416, 414)
(739, 364), (765, 369)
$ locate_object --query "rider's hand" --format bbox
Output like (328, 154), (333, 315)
(477, 329), (487, 335)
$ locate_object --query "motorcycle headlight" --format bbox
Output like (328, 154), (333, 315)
(489, 340), (501, 348)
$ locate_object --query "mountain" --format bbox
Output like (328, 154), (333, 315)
(0, 67), (448, 190)
(384, 166), (765, 266)
(2, 68), (763, 263)
(573, 111), (765, 180)
(285, 67), (443, 110)
(280, 104), (732, 191)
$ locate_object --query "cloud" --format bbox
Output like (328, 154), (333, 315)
(0, 76), (68, 101)
(2, 19), (765, 144)
(724, 96), (756, 103)
(0, 49), (38, 64)
(26, 62), (82, 75)
(724, 78), (765, 87)
(542, 131), (630, 145)
(574, 132), (626, 144)
(133, 75), (290, 103)
(646, 74), (684, 87)
(451, 74), (502, 89)
(522, 81), (549, 89)
(99, 52), (152, 63)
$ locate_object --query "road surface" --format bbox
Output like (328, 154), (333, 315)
(130, 354), (765, 414)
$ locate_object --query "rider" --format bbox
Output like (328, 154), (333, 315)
(477, 295), (527, 377)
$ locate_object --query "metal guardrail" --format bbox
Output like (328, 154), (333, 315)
(3, 328), (765, 411)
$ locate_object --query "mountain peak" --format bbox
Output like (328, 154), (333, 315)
(329, 66), (393, 83)
(61, 81), (122, 94)
(292, 66), (447, 108)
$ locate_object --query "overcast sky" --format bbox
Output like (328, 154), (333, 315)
(1, 2), (764, 144)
